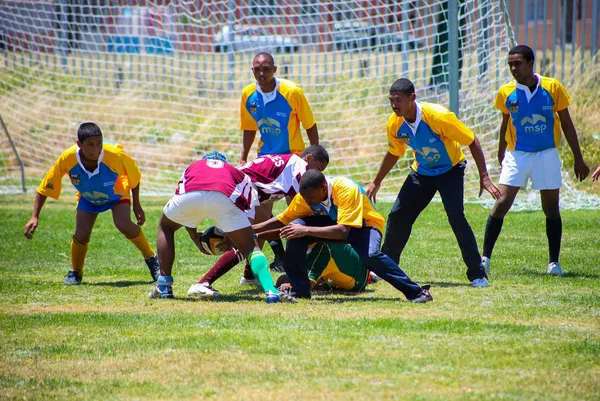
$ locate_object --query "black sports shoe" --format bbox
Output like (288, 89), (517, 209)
(145, 255), (160, 281)
(63, 270), (82, 285)
(410, 285), (433, 303)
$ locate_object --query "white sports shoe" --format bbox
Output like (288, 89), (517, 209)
(472, 278), (489, 287)
(546, 262), (564, 276)
(481, 256), (491, 276)
(187, 282), (220, 298)
(239, 277), (259, 286)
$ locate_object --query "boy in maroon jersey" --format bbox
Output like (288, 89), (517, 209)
(149, 151), (294, 303)
(187, 145), (328, 298)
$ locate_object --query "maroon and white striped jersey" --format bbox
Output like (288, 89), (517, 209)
(175, 159), (259, 217)
(238, 154), (307, 203)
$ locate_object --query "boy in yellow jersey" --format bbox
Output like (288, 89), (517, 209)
(482, 45), (589, 276)
(367, 78), (501, 287)
(276, 242), (371, 293)
(23, 122), (159, 285)
(254, 169), (432, 303)
(240, 51), (320, 272)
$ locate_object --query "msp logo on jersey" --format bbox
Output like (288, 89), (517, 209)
(508, 100), (519, 113)
(415, 147), (441, 163)
(397, 131), (411, 143)
(69, 174), (80, 185)
(258, 118), (282, 136)
(521, 114), (547, 134)
(249, 102), (257, 114)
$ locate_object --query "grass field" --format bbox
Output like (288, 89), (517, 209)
(1, 194), (599, 400)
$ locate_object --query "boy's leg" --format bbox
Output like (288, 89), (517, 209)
(67, 209), (98, 284)
(112, 201), (158, 280)
(381, 170), (436, 264)
(541, 189), (561, 265)
(149, 213), (181, 299)
(283, 216), (337, 298)
(483, 185), (519, 259)
(436, 164), (486, 282)
(227, 226), (280, 297)
(198, 249), (243, 285)
(112, 202), (155, 258)
(348, 227), (422, 300)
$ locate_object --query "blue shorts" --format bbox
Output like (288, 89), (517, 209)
(77, 197), (130, 214)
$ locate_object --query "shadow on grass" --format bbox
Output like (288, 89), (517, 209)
(425, 281), (472, 288)
(522, 270), (600, 279)
(89, 280), (154, 287)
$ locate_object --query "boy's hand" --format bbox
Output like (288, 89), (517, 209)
(24, 217), (39, 239)
(133, 203), (145, 226)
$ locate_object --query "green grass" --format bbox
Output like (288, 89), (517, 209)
(1, 195), (599, 400)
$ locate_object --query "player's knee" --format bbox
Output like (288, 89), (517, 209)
(114, 218), (136, 235)
(73, 231), (91, 245)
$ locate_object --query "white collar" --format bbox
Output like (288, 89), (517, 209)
(255, 77), (280, 105)
(76, 148), (104, 178)
(515, 74), (541, 102)
(319, 177), (333, 211)
(405, 101), (422, 134)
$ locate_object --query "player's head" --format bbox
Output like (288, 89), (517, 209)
(202, 151), (227, 162)
(299, 169), (328, 206)
(301, 144), (329, 172)
(389, 78), (416, 118)
(77, 122), (103, 161)
(252, 52), (277, 90)
(508, 45), (535, 83)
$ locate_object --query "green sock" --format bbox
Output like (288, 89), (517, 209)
(248, 250), (278, 293)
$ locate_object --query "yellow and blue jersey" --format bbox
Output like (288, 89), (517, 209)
(277, 176), (385, 233)
(495, 75), (570, 152)
(240, 78), (316, 156)
(37, 143), (141, 207)
(387, 102), (474, 176)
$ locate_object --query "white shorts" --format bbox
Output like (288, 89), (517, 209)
(499, 148), (562, 190)
(163, 191), (251, 233)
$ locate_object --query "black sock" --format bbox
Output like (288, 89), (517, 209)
(269, 239), (285, 259)
(546, 217), (562, 263)
(483, 215), (504, 258)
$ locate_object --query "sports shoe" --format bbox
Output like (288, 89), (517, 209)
(367, 271), (382, 284)
(188, 282), (220, 298)
(481, 256), (491, 276)
(471, 278), (489, 287)
(148, 285), (173, 299)
(145, 255), (160, 281)
(546, 262), (564, 276)
(265, 290), (297, 304)
(239, 277), (259, 286)
(63, 270), (82, 285)
(148, 275), (174, 299)
(410, 285), (433, 303)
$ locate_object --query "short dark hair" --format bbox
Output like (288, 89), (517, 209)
(253, 52), (275, 65)
(390, 78), (415, 95)
(509, 45), (535, 62)
(299, 169), (326, 192)
(77, 122), (102, 142)
(301, 144), (329, 164)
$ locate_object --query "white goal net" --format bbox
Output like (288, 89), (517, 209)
(1, 0), (598, 210)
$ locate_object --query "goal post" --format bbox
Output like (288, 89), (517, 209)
(0, 0), (598, 210)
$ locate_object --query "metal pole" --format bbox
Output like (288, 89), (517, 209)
(592, 0), (599, 62)
(580, 0), (586, 74)
(448, 0), (459, 115)
(542, 0), (548, 74)
(552, 0), (557, 76)
(0, 114), (26, 193)
(401, 0), (410, 74)
(227, 0), (235, 91)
